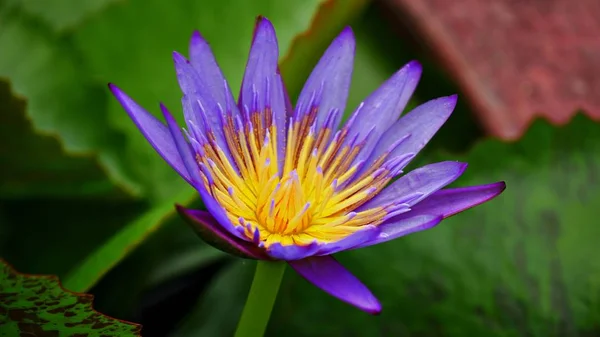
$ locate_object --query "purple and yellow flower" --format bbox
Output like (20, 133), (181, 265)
(109, 17), (505, 314)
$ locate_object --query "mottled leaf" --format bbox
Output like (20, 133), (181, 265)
(382, 0), (600, 139)
(0, 259), (141, 336)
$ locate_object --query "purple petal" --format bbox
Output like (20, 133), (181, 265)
(289, 256), (381, 314)
(266, 226), (379, 260)
(196, 184), (250, 242)
(173, 52), (236, 166)
(355, 182), (506, 249)
(345, 61), (422, 162)
(189, 31), (235, 108)
(176, 206), (270, 260)
(188, 31), (237, 113)
(279, 66), (294, 118)
(108, 84), (192, 185)
(365, 95), (457, 170)
(400, 182), (506, 219)
(354, 215), (443, 249)
(160, 103), (202, 184)
(315, 225), (381, 256)
(295, 27), (355, 130)
(360, 161), (468, 210)
(239, 17), (288, 169)
(266, 241), (320, 261)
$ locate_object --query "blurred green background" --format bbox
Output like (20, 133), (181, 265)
(1, 0), (599, 336)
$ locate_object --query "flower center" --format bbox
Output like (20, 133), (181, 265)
(193, 105), (403, 247)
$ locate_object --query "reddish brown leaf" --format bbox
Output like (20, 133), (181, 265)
(383, 0), (600, 139)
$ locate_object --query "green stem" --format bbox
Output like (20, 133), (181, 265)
(234, 260), (286, 337)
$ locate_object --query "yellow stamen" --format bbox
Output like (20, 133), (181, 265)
(196, 109), (396, 248)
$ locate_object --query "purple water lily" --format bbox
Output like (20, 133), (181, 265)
(109, 17), (505, 314)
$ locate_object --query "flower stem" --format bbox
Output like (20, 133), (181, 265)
(234, 260), (286, 337)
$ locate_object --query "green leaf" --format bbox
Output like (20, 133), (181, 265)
(0, 7), (133, 195)
(18, 0), (117, 32)
(0, 259), (141, 336)
(0, 9), (117, 154)
(0, 80), (118, 198)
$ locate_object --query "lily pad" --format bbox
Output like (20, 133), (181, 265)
(0, 259), (141, 336)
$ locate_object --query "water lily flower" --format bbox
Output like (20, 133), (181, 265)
(109, 17), (505, 315)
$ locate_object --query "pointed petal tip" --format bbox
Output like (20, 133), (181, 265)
(289, 256), (381, 314)
(254, 17), (277, 41)
(486, 181), (507, 198)
(445, 94), (459, 106)
(172, 51), (188, 63)
(402, 182), (507, 220)
(159, 103), (175, 123)
(191, 30), (203, 41)
(489, 181), (506, 192)
(107, 82), (122, 96)
(255, 14), (268, 24)
(337, 26), (356, 47)
(340, 26), (354, 38)
(428, 94), (459, 112)
(174, 203), (187, 214)
(189, 30), (208, 48)
(404, 60), (423, 74)
(252, 16), (276, 44)
(439, 161), (469, 176)
(363, 298), (382, 315)
(255, 15), (274, 29)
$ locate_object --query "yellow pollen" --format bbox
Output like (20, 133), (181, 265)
(197, 109), (396, 247)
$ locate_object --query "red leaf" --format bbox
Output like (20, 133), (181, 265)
(384, 0), (600, 139)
